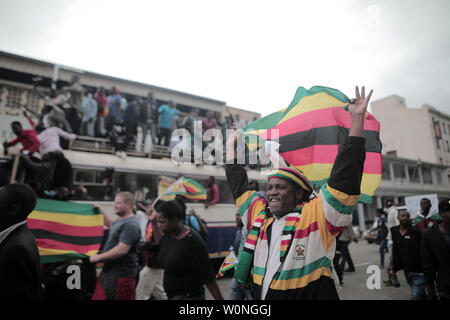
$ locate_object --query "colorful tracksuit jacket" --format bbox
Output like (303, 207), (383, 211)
(225, 136), (366, 300)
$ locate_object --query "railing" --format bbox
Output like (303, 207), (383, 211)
(69, 135), (172, 159)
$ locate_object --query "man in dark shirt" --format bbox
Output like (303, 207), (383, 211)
(391, 208), (426, 300)
(0, 183), (41, 300)
(421, 198), (450, 300)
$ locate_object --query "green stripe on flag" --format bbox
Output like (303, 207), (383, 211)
(321, 185), (356, 215)
(276, 256), (332, 280)
(35, 198), (98, 216)
(286, 86), (350, 110)
(40, 252), (88, 264)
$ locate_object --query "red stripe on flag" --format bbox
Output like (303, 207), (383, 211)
(35, 238), (100, 254)
(293, 222), (319, 239)
(282, 145), (339, 166)
(282, 147), (382, 175)
(27, 219), (104, 237)
(183, 185), (198, 193)
(264, 107), (380, 138)
(363, 152), (382, 174)
(326, 221), (345, 235)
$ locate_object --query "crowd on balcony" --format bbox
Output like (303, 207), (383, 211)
(31, 75), (257, 158)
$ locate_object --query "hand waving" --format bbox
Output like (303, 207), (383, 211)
(348, 86), (373, 116)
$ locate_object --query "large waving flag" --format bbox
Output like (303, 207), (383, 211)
(243, 86), (382, 204)
(160, 177), (207, 201)
(27, 198), (104, 264)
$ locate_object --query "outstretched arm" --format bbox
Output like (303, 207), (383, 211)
(225, 130), (266, 233)
(314, 86), (373, 249)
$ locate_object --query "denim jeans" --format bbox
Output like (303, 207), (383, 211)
(404, 272), (426, 300)
(379, 238), (388, 266)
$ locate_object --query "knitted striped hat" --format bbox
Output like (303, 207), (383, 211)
(268, 167), (313, 202)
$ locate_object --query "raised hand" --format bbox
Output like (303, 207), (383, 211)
(348, 86), (373, 115)
(348, 85), (374, 137)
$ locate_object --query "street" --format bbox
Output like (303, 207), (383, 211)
(207, 240), (411, 300)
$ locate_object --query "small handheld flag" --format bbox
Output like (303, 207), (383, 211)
(217, 250), (239, 278)
(160, 177), (207, 201)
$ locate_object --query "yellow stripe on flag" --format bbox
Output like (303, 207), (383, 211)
(279, 92), (348, 124)
(38, 248), (99, 256)
(29, 211), (104, 227)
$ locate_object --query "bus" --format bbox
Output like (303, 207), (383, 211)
(0, 132), (266, 264)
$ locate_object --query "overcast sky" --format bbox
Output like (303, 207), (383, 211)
(0, 0), (449, 116)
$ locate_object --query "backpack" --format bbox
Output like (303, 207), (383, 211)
(187, 214), (209, 242)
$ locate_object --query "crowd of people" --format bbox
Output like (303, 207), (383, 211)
(366, 197), (450, 300)
(1, 85), (449, 301)
(32, 75), (254, 158)
(1, 114), (76, 199)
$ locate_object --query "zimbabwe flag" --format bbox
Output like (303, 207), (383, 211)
(26, 198), (104, 264)
(243, 86), (382, 204)
(161, 177), (207, 201)
(217, 250), (238, 278)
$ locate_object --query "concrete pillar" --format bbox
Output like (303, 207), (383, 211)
(376, 196), (382, 209)
(357, 203), (366, 231)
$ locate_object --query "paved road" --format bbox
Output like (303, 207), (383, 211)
(207, 240), (411, 300)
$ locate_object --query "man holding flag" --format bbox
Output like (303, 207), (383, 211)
(225, 86), (375, 300)
(90, 192), (141, 300)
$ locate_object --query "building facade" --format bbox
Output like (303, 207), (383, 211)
(371, 95), (450, 166)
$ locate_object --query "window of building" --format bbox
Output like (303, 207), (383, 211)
(382, 162), (391, 180)
(421, 167), (432, 184)
(434, 170), (442, 185)
(446, 141), (450, 153)
(448, 124), (450, 135)
(386, 150), (397, 157)
(393, 163), (406, 179)
(444, 122), (448, 134)
(408, 166), (420, 183)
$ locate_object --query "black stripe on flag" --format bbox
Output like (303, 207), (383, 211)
(30, 229), (103, 246)
(278, 126), (381, 153)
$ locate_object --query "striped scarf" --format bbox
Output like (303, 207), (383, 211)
(235, 204), (303, 285)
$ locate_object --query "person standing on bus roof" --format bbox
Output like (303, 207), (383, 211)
(157, 100), (180, 146)
(225, 86), (372, 300)
(90, 192), (141, 300)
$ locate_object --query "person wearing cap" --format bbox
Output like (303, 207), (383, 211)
(225, 86), (372, 300)
(420, 198), (450, 300)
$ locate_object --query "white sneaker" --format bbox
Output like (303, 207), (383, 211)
(120, 151), (127, 158)
(115, 151), (121, 157)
